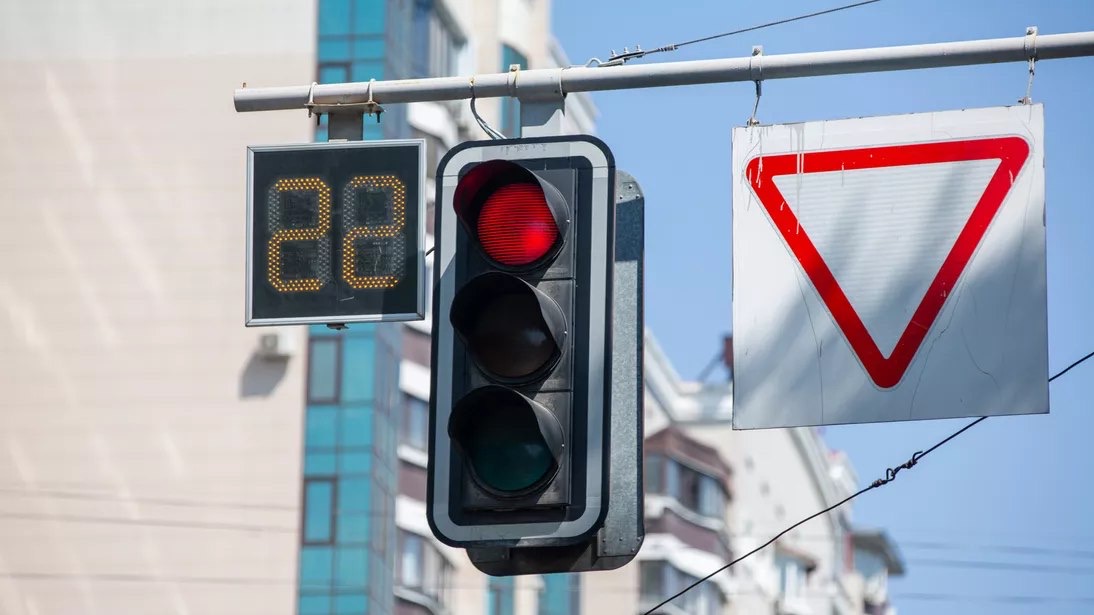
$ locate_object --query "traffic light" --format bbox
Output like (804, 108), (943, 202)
(428, 135), (617, 557)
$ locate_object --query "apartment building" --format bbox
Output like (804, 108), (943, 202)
(580, 334), (905, 615)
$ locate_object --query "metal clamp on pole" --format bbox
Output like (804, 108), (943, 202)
(1020, 26), (1038, 104)
(747, 46), (764, 126)
(305, 78), (385, 121)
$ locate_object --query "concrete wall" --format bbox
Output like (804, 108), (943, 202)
(0, 2), (315, 613)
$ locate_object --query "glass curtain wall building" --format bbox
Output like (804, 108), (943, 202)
(298, 324), (400, 615)
(298, 2), (593, 614)
(297, 2), (412, 613)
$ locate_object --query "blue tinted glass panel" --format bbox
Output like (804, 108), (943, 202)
(334, 593), (369, 615)
(337, 512), (370, 543)
(342, 337), (376, 402)
(299, 594), (332, 615)
(353, 38), (386, 60)
(341, 451), (372, 474)
(315, 126), (329, 143)
(340, 406), (373, 447)
(335, 547), (369, 588)
(353, 0), (385, 35)
(339, 478), (371, 511)
(306, 406), (338, 448)
(487, 576), (515, 615)
(319, 0), (352, 36)
(303, 481), (334, 543)
(351, 60), (385, 83)
(310, 323), (336, 336)
(305, 451), (338, 476)
(319, 38), (352, 62)
(540, 574), (576, 615)
(365, 121), (384, 141)
(299, 546), (334, 587)
(308, 339), (340, 402)
(319, 64), (350, 85)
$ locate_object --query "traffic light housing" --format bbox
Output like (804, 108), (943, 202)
(428, 135), (616, 553)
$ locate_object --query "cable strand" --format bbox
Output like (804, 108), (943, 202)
(605, 0), (883, 66)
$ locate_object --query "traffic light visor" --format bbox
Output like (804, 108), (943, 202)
(453, 160), (568, 269)
(449, 386), (564, 496)
(449, 272), (566, 382)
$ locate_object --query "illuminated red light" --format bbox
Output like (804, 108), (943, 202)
(476, 182), (560, 267)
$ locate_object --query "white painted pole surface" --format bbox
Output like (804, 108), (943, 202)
(235, 31), (1094, 112)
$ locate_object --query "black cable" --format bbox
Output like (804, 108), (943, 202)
(642, 485), (873, 614)
(672, 0), (883, 50)
(604, 0), (884, 65)
(1049, 349), (1094, 382)
(641, 348), (1094, 615)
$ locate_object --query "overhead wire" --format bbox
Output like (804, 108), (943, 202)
(641, 348), (1094, 615)
(596, 0), (884, 66)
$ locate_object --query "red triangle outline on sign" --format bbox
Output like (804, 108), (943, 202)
(745, 136), (1030, 389)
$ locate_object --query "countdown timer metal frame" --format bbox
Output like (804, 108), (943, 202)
(245, 139), (427, 326)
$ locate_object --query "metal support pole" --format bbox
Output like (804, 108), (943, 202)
(328, 111), (364, 141)
(514, 62), (567, 137)
(520, 100), (566, 137)
(235, 30), (1094, 112)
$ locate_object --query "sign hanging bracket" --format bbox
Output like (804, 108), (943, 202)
(1020, 26), (1038, 104)
(747, 46), (764, 126)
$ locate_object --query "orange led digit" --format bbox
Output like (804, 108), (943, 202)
(266, 177), (332, 292)
(341, 175), (407, 290)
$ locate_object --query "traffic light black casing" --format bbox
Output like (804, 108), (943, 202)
(428, 135), (615, 549)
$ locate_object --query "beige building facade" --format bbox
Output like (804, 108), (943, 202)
(0, 1), (317, 614)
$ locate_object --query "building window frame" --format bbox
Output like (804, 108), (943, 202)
(301, 477), (337, 546)
(644, 455), (728, 521)
(307, 336), (343, 404)
(397, 529), (452, 608)
(401, 393), (429, 452)
(639, 560), (725, 615)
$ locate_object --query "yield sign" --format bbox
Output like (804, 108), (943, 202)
(746, 137), (1030, 388)
(732, 105), (1049, 429)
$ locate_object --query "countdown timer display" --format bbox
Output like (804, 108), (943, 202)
(246, 140), (425, 326)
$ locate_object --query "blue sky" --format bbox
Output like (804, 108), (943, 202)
(551, 1), (1094, 613)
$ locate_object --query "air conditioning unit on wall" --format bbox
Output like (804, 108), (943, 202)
(256, 329), (296, 360)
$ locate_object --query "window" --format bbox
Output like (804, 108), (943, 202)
(644, 453), (664, 493)
(640, 561), (724, 615)
(539, 574), (580, 615)
(401, 394), (429, 451)
(399, 532), (422, 588)
(775, 553), (811, 601)
(411, 0), (465, 79)
(499, 44), (528, 137)
(303, 479), (336, 545)
(307, 338), (342, 403)
(645, 456), (727, 521)
(486, 575), (514, 615)
(397, 530), (452, 606)
(698, 474), (726, 518)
